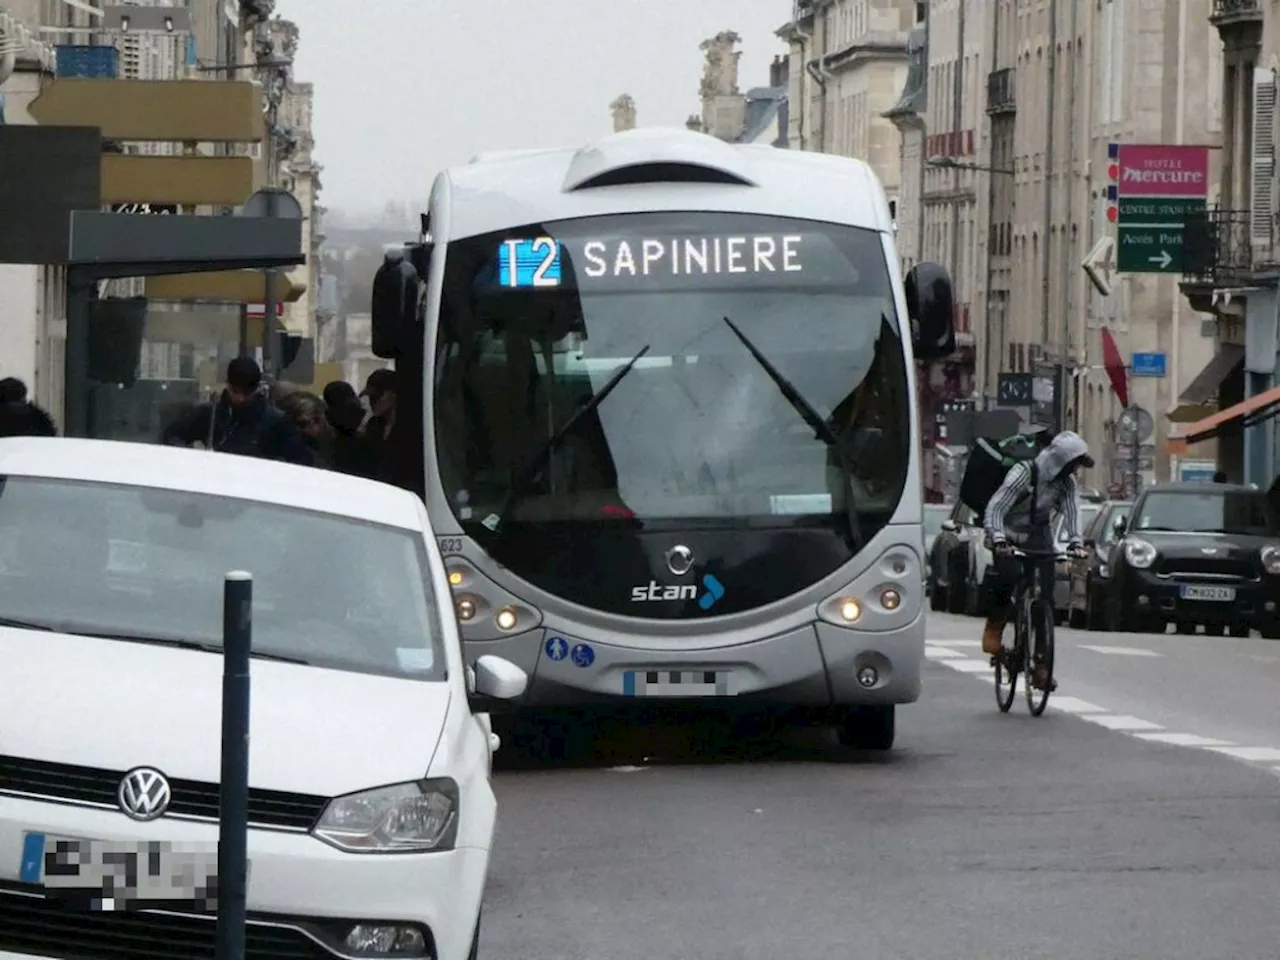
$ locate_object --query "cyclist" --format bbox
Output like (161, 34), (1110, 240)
(981, 430), (1095, 689)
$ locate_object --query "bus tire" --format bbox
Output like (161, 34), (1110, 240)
(837, 705), (895, 751)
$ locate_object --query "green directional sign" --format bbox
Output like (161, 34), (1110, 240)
(1117, 227), (1186, 273)
(1118, 196), (1205, 225)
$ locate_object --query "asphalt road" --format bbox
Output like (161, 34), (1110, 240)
(479, 613), (1280, 960)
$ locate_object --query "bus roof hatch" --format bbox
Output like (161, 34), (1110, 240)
(562, 127), (757, 192)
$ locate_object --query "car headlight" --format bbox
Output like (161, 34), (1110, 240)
(1123, 537), (1157, 570)
(313, 779), (458, 853)
(1262, 545), (1280, 576)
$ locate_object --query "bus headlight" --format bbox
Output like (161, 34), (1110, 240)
(879, 588), (901, 611)
(456, 598), (476, 621)
(839, 598), (862, 622)
(495, 607), (518, 631)
(448, 569), (464, 587)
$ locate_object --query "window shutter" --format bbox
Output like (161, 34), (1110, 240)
(1250, 66), (1276, 249)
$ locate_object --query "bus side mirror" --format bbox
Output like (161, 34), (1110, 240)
(371, 244), (429, 359)
(904, 262), (956, 361)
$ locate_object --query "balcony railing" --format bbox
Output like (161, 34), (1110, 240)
(1210, 0), (1262, 26)
(986, 68), (1015, 115)
(1182, 208), (1279, 285)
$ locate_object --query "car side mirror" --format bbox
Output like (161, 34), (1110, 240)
(1112, 517), (1127, 536)
(904, 261), (956, 361)
(467, 654), (528, 712)
(940, 519), (958, 532)
(371, 243), (430, 359)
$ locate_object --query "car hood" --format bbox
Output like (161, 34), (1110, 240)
(0, 628), (451, 798)
(1128, 530), (1273, 556)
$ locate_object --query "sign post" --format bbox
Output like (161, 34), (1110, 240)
(1113, 144), (1210, 275)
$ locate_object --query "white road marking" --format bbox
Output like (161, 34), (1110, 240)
(608, 765), (648, 773)
(927, 639), (983, 648)
(1205, 746), (1280, 763)
(1078, 644), (1161, 657)
(1081, 714), (1165, 732)
(1134, 732), (1236, 748)
(939, 659), (990, 673)
(1046, 696), (1107, 714)
(925, 645), (965, 659)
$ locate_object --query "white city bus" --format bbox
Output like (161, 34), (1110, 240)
(371, 128), (955, 751)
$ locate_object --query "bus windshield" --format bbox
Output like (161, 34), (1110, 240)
(433, 211), (910, 543)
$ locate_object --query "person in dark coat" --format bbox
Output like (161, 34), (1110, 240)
(277, 390), (334, 467)
(0, 377), (57, 438)
(359, 368), (400, 483)
(160, 357), (313, 465)
(322, 380), (378, 477)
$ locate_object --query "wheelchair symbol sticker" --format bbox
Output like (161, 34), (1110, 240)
(570, 643), (595, 668)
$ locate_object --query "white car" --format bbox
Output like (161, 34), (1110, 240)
(0, 437), (528, 960)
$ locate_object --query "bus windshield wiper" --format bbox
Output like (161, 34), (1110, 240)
(493, 343), (651, 530)
(69, 631), (311, 664)
(722, 316), (864, 551)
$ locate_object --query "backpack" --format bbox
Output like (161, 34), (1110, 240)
(958, 431), (1050, 519)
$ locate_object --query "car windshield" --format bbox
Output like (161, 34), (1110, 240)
(433, 211), (910, 541)
(1054, 504), (1100, 544)
(0, 476), (444, 680)
(1133, 490), (1279, 536)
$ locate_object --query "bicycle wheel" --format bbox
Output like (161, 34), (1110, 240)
(993, 606), (1019, 713)
(1024, 594), (1055, 716)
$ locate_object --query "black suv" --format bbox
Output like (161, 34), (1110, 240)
(1103, 483), (1280, 637)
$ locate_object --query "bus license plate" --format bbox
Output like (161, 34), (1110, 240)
(21, 833), (228, 910)
(1180, 585), (1235, 602)
(623, 670), (735, 697)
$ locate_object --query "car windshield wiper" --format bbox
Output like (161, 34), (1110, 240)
(491, 343), (651, 531)
(0, 615), (55, 631)
(721, 316), (864, 551)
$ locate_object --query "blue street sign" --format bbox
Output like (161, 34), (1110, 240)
(1131, 352), (1167, 377)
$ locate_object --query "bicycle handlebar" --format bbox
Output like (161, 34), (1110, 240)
(1006, 546), (1073, 561)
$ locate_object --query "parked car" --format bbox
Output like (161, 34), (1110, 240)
(1066, 500), (1131, 629)
(928, 502), (982, 614)
(1050, 502), (1101, 623)
(0, 437), (529, 960)
(1101, 482), (1280, 637)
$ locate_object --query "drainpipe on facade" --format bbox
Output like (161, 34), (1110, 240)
(949, 0), (966, 341)
(981, 0), (1001, 403)
(1057, 0), (1079, 429)
(805, 58), (827, 152)
(1041, 0), (1059, 427)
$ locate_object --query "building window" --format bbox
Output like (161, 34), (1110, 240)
(915, 1), (926, 25)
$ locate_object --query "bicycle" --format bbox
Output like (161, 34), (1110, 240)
(992, 546), (1070, 717)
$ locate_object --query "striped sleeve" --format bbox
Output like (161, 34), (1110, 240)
(983, 461), (1033, 542)
(1059, 473), (1082, 543)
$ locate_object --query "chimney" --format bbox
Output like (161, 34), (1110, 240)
(769, 54), (788, 88)
(609, 94), (637, 132)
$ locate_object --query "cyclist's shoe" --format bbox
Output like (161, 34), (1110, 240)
(1031, 665), (1057, 692)
(981, 618), (1003, 656)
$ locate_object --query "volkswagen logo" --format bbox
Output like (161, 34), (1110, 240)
(665, 545), (695, 576)
(117, 767), (173, 822)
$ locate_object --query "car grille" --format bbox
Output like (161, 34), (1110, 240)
(0, 883), (339, 960)
(1153, 556), (1258, 580)
(0, 756), (328, 830)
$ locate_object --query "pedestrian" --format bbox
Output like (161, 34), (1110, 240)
(0, 377), (57, 438)
(323, 380), (377, 477)
(160, 357), (313, 465)
(277, 390), (334, 467)
(359, 368), (399, 482)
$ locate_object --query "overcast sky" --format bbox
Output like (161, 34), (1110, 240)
(273, 0), (791, 221)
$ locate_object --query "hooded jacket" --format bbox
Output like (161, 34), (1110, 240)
(161, 391), (313, 465)
(983, 430), (1090, 546)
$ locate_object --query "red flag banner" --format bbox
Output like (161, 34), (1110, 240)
(1099, 327), (1129, 408)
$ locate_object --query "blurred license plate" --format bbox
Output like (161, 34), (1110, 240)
(1181, 585), (1235, 602)
(623, 670), (735, 697)
(20, 833), (230, 911)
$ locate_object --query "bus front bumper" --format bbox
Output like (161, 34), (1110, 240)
(465, 616), (925, 709)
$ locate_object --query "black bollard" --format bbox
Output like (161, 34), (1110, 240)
(216, 571), (252, 960)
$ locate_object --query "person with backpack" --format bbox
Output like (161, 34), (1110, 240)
(969, 430), (1094, 687)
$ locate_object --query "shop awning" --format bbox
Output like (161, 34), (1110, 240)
(1168, 380), (1280, 454)
(1167, 344), (1244, 423)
